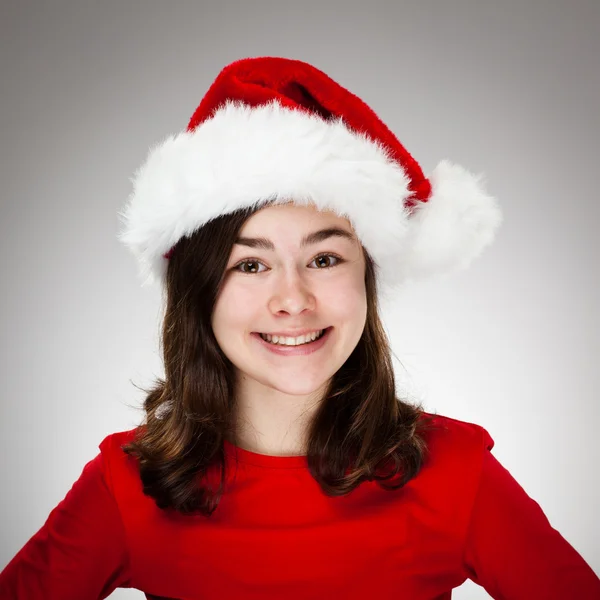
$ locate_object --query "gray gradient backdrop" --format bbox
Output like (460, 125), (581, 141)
(1, 1), (598, 597)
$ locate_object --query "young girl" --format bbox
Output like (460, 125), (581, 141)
(2, 56), (599, 599)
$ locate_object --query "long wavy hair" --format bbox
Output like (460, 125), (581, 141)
(122, 200), (441, 517)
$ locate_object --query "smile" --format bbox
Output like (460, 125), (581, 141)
(259, 329), (326, 346)
(251, 327), (333, 356)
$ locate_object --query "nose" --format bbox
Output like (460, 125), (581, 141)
(268, 271), (317, 315)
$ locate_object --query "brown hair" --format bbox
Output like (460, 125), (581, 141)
(122, 201), (441, 517)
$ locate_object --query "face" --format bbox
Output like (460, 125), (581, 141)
(211, 202), (368, 398)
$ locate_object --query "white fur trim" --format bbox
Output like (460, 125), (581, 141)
(118, 100), (502, 292)
(118, 99), (412, 287)
(391, 160), (503, 286)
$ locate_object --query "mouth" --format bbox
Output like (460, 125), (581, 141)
(251, 326), (333, 355)
(256, 327), (329, 344)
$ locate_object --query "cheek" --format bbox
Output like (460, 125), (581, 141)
(213, 286), (262, 332)
(321, 277), (367, 316)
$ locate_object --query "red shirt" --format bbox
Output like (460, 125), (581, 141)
(1, 413), (599, 599)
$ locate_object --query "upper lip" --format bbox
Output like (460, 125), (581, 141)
(256, 327), (329, 337)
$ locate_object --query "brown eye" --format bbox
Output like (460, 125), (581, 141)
(232, 253), (343, 275)
(237, 260), (265, 274)
(313, 254), (341, 269)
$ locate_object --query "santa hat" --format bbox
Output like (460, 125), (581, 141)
(118, 56), (502, 298)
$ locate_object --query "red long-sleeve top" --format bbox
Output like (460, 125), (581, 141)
(1, 413), (599, 599)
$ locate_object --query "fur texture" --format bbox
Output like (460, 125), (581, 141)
(118, 100), (501, 294)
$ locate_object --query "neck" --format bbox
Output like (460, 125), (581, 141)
(229, 376), (326, 456)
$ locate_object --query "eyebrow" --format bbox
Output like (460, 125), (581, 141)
(234, 227), (357, 251)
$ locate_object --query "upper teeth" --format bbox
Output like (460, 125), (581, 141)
(260, 329), (325, 346)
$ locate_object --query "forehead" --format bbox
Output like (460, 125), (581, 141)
(242, 201), (354, 230)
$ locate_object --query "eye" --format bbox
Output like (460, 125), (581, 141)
(311, 253), (341, 269)
(233, 259), (266, 274)
(232, 253), (344, 275)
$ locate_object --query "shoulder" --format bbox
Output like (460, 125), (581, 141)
(418, 411), (495, 453)
(97, 426), (142, 464)
(95, 426), (144, 496)
(408, 412), (497, 535)
(98, 426), (142, 452)
(415, 411), (496, 490)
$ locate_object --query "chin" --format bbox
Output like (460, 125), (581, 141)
(261, 374), (331, 397)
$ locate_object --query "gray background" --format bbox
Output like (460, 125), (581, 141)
(1, 0), (598, 597)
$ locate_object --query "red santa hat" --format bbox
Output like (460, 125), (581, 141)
(118, 56), (502, 298)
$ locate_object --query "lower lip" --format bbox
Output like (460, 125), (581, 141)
(251, 327), (333, 356)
